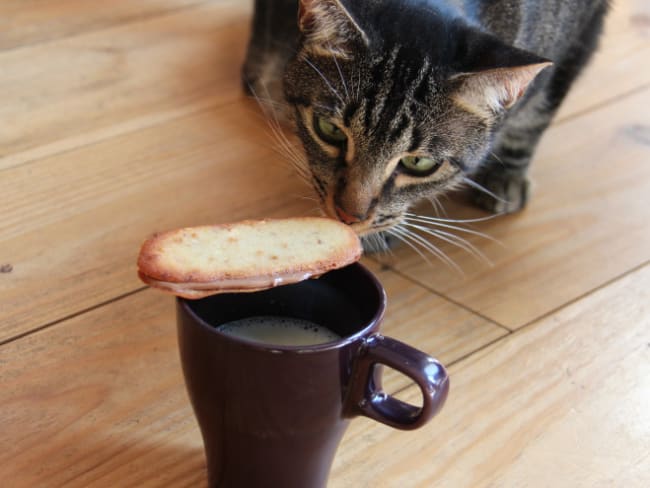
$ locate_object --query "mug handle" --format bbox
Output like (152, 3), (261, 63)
(344, 334), (449, 430)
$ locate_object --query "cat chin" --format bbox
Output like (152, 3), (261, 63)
(317, 209), (403, 236)
(332, 221), (379, 237)
(354, 221), (401, 237)
(319, 191), (403, 235)
(320, 207), (378, 236)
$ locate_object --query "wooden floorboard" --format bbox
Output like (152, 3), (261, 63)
(2, 259), (645, 487)
(555, 0), (650, 121)
(332, 264), (650, 487)
(386, 85), (650, 329)
(0, 0), (209, 51)
(0, 269), (503, 487)
(0, 103), (313, 342)
(0, 0), (250, 170)
(1, 1), (648, 486)
(381, 0), (650, 329)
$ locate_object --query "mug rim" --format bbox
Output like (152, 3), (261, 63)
(177, 262), (387, 353)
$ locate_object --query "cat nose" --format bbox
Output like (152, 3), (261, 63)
(335, 205), (362, 225)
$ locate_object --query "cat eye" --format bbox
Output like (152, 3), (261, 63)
(314, 116), (347, 145)
(399, 156), (441, 176)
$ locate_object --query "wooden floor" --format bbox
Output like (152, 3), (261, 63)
(1, 1), (649, 486)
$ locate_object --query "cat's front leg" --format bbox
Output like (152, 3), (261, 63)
(471, 160), (532, 214)
(471, 84), (553, 214)
(471, 8), (608, 215)
(242, 0), (299, 109)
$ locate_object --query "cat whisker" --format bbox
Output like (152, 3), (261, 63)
(404, 211), (503, 225)
(303, 57), (344, 104)
(390, 226), (459, 272)
(402, 214), (503, 245)
(264, 125), (310, 180)
(273, 135), (310, 179)
(292, 194), (320, 203)
(248, 82), (315, 187)
(386, 227), (434, 266)
(390, 225), (463, 275)
(356, 68), (362, 101)
(311, 206), (327, 217)
(401, 221), (493, 265)
(353, 69), (360, 101)
(262, 124), (311, 182)
(244, 80), (290, 113)
(377, 233), (395, 256)
(312, 103), (337, 112)
(257, 85), (298, 142)
(328, 43), (350, 99)
(368, 232), (395, 256)
(266, 145), (312, 186)
(300, 204), (324, 215)
(246, 93), (290, 112)
(426, 195), (448, 217)
(275, 135), (307, 169)
(489, 151), (505, 166)
(461, 176), (509, 204)
(256, 86), (306, 171)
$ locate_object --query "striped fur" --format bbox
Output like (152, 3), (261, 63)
(243, 0), (609, 234)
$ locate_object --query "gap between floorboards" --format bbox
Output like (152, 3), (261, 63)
(389, 259), (650, 398)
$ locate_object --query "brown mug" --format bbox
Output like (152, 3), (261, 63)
(176, 263), (449, 488)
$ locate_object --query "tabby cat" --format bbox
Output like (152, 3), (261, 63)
(242, 0), (609, 243)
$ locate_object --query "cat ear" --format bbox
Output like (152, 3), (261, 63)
(452, 62), (552, 114)
(298, 0), (368, 57)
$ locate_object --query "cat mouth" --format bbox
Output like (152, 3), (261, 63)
(320, 196), (401, 236)
(328, 213), (377, 236)
(327, 208), (400, 236)
(323, 204), (376, 236)
(365, 219), (402, 235)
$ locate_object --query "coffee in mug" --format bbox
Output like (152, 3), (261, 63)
(216, 315), (341, 346)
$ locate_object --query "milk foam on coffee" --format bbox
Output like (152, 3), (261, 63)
(216, 316), (341, 346)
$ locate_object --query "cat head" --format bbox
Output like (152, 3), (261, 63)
(283, 0), (550, 235)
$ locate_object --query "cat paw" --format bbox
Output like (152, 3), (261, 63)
(471, 170), (531, 214)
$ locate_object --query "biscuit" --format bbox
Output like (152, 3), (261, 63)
(137, 218), (362, 298)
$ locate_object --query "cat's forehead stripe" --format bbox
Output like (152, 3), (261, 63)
(408, 127), (423, 153)
(360, 49), (434, 141)
(388, 114), (410, 145)
(363, 47), (400, 130)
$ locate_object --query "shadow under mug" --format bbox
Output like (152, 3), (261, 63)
(176, 263), (449, 488)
